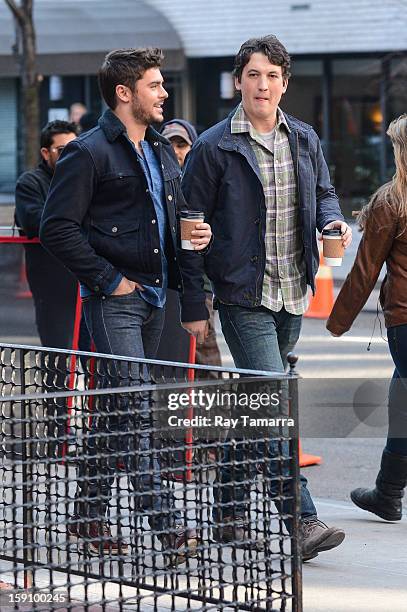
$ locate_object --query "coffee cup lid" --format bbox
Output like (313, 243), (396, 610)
(322, 228), (342, 236)
(180, 210), (204, 219)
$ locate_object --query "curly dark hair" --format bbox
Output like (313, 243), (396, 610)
(233, 35), (291, 82)
(40, 121), (78, 149)
(98, 47), (164, 109)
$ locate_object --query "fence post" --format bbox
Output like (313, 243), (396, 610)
(20, 348), (34, 590)
(287, 352), (303, 612)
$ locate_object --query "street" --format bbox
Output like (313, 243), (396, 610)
(0, 289), (401, 505)
(1, 290), (407, 611)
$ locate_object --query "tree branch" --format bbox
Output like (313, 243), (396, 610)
(4, 0), (24, 24)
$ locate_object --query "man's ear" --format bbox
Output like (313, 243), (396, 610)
(115, 84), (131, 104)
(282, 78), (289, 95)
(234, 76), (241, 92)
(40, 147), (50, 163)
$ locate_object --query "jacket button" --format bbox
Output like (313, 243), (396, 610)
(154, 248), (159, 254)
(146, 188), (149, 194)
(94, 285), (100, 292)
(151, 219), (156, 224)
(153, 141), (159, 146)
(161, 163), (165, 170)
(174, 256), (177, 261)
(112, 226), (118, 233)
(251, 255), (258, 263)
(172, 226), (176, 232)
(168, 195), (173, 201)
(155, 278), (160, 284)
(177, 284), (181, 289)
(254, 219), (260, 225)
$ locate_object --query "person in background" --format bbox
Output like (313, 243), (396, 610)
(160, 119), (222, 373)
(327, 114), (407, 522)
(69, 102), (87, 126)
(15, 120), (78, 349)
(79, 111), (99, 133)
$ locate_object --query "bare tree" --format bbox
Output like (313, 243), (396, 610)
(5, 0), (39, 170)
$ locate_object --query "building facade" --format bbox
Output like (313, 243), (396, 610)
(0, 0), (406, 213)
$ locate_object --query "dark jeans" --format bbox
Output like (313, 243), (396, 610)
(25, 245), (78, 349)
(78, 289), (181, 529)
(215, 303), (317, 526)
(386, 324), (407, 456)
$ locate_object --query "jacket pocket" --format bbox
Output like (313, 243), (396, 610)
(89, 219), (148, 270)
(90, 219), (140, 236)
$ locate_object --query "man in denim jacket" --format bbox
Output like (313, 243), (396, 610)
(181, 35), (351, 561)
(41, 48), (211, 564)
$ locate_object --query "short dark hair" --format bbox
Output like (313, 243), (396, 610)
(40, 120), (78, 148)
(233, 35), (291, 82)
(98, 47), (164, 109)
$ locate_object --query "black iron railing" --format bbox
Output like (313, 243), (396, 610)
(0, 344), (302, 611)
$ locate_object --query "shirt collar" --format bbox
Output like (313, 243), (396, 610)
(230, 103), (291, 137)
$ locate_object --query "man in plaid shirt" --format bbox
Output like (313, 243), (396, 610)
(180, 35), (352, 561)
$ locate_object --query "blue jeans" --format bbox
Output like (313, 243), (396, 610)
(386, 324), (407, 456)
(216, 303), (317, 524)
(78, 289), (181, 529)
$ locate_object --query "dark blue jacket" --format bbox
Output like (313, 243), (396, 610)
(40, 109), (185, 296)
(180, 110), (343, 321)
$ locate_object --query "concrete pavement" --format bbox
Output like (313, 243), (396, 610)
(302, 498), (407, 612)
(0, 206), (403, 611)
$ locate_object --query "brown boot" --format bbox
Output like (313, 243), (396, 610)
(301, 518), (345, 561)
(212, 517), (264, 551)
(158, 526), (198, 566)
(67, 517), (129, 556)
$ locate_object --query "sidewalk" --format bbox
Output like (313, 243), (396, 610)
(2, 497), (403, 611)
(302, 497), (407, 612)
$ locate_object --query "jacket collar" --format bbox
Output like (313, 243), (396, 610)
(219, 105), (311, 151)
(98, 108), (170, 146)
(39, 158), (53, 178)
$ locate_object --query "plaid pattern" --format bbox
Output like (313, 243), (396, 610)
(231, 104), (308, 315)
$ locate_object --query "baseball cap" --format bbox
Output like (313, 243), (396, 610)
(161, 123), (193, 146)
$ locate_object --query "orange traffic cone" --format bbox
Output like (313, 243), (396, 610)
(299, 440), (322, 467)
(304, 253), (334, 319)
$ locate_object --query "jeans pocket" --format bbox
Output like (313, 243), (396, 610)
(106, 288), (138, 299)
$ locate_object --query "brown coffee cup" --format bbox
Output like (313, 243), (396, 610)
(180, 210), (205, 250)
(322, 229), (344, 266)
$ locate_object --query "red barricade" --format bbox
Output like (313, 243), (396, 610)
(0, 229), (84, 457)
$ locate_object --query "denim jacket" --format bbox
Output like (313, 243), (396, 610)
(40, 109), (185, 297)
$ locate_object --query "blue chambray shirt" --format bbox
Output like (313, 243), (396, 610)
(136, 140), (168, 308)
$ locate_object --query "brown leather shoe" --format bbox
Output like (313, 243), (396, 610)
(158, 526), (198, 566)
(67, 518), (129, 556)
(301, 518), (345, 561)
(212, 517), (264, 551)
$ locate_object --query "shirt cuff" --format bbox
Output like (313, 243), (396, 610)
(104, 273), (123, 295)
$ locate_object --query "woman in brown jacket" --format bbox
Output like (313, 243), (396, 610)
(327, 114), (407, 521)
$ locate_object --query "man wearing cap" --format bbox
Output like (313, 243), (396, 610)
(160, 119), (222, 375)
(160, 119), (198, 169)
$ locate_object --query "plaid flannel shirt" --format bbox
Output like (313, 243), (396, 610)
(231, 104), (308, 315)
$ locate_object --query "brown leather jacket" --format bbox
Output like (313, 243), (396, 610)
(327, 196), (407, 335)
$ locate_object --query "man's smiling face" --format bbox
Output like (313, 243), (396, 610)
(235, 52), (288, 126)
(129, 67), (168, 125)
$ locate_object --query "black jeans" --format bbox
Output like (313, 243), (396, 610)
(386, 324), (407, 456)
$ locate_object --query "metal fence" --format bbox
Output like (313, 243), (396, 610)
(0, 344), (302, 611)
